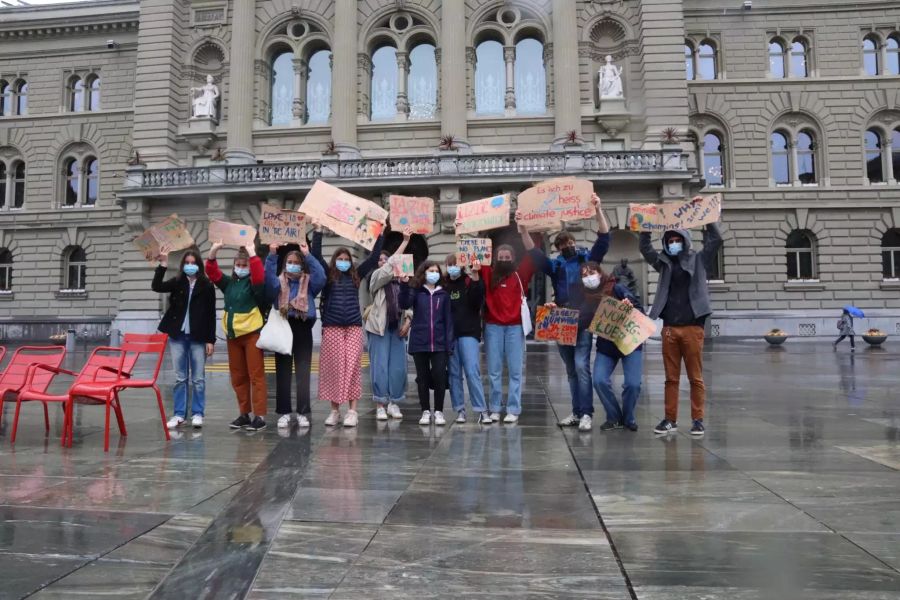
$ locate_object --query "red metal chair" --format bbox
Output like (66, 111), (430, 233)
(0, 346), (66, 429)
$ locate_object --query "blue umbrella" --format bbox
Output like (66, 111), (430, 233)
(843, 305), (865, 318)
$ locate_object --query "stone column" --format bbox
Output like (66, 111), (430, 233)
(225, 0), (255, 163)
(552, 0), (580, 146)
(441, 1), (469, 147)
(395, 51), (410, 119)
(292, 57), (308, 124)
(504, 46), (516, 115)
(332, 0), (359, 156)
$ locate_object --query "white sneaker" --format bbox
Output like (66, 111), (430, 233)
(419, 410), (432, 425)
(480, 411), (493, 424)
(297, 414), (310, 428)
(489, 412), (501, 422)
(277, 414), (293, 429)
(325, 409), (341, 427)
(387, 402), (403, 420)
(578, 414), (593, 431)
(434, 411), (446, 426)
(343, 410), (359, 428)
(558, 413), (579, 427)
(455, 410), (466, 423)
(167, 416), (185, 430)
(375, 406), (388, 421)
(503, 414), (519, 424)
(191, 415), (203, 428)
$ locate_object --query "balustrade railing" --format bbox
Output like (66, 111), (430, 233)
(141, 168), (210, 188)
(226, 162), (321, 184)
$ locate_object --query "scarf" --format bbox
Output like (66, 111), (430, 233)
(278, 272), (310, 318)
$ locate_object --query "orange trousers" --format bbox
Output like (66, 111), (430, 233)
(227, 332), (268, 416)
(661, 325), (705, 422)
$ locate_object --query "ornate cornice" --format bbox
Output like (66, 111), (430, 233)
(0, 19), (139, 40)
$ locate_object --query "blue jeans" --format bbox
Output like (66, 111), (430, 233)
(367, 327), (408, 404)
(449, 336), (487, 413)
(170, 334), (207, 418)
(593, 349), (643, 426)
(557, 329), (594, 417)
(484, 324), (525, 416)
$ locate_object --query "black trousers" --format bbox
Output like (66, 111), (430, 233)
(275, 317), (315, 415)
(834, 334), (855, 349)
(412, 351), (449, 412)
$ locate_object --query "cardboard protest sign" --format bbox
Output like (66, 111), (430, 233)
(589, 296), (656, 356)
(258, 203), (307, 245)
(455, 194), (510, 235)
(456, 238), (493, 268)
(132, 214), (195, 263)
(389, 195), (434, 234)
(391, 254), (415, 277)
(300, 180), (387, 250)
(209, 220), (257, 247)
(627, 194), (722, 233)
(517, 178), (594, 231)
(534, 306), (580, 346)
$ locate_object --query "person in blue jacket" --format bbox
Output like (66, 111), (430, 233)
(265, 240), (326, 430)
(399, 261), (454, 427)
(523, 193), (611, 428)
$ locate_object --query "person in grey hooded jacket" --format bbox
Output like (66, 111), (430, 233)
(640, 212), (722, 437)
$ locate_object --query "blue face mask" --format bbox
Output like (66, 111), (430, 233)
(426, 271), (441, 285)
(285, 263), (302, 275)
(336, 260), (352, 273)
(182, 264), (199, 277)
(447, 266), (462, 279)
(234, 267), (250, 278)
(667, 242), (683, 256)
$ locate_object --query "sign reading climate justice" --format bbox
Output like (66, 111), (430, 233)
(300, 180), (387, 251)
(627, 194), (722, 233)
(534, 306), (580, 346)
(517, 178), (594, 232)
(455, 194), (510, 235)
(133, 214), (195, 263)
(258, 204), (307, 245)
(589, 296), (656, 356)
(389, 195), (434, 234)
(456, 238), (492, 268)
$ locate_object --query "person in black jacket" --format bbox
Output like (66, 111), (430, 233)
(399, 261), (454, 427)
(151, 247), (217, 429)
(444, 255), (491, 425)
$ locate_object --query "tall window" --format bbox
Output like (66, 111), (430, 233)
(306, 49), (331, 124)
(863, 35), (880, 76)
(882, 229), (900, 279)
(685, 42), (695, 80)
(697, 41), (717, 80)
(270, 51), (294, 125)
(893, 128), (900, 182)
(0, 80), (10, 116)
(888, 35), (900, 76)
(12, 161), (24, 208)
(65, 246), (87, 291)
(85, 158), (98, 206)
(14, 80), (26, 115)
(771, 131), (791, 185)
(370, 46), (398, 120)
(865, 129), (884, 183)
(790, 39), (809, 77)
(786, 230), (816, 280)
(702, 132), (725, 187)
(0, 162), (5, 208)
(62, 155), (98, 207)
(69, 77), (84, 112)
(475, 40), (505, 115)
(769, 40), (786, 78)
(86, 75), (101, 111)
(797, 130), (816, 184)
(706, 245), (724, 282)
(514, 38), (546, 114)
(0, 249), (10, 292)
(65, 158), (80, 206)
(408, 43), (437, 120)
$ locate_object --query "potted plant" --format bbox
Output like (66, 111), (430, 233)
(862, 328), (887, 346)
(660, 127), (680, 145)
(764, 328), (788, 345)
(438, 134), (458, 152)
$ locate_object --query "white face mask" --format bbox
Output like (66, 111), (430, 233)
(582, 274), (601, 289)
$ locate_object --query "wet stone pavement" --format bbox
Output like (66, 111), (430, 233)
(0, 340), (898, 599)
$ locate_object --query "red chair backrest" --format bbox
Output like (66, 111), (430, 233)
(115, 333), (168, 384)
(72, 333), (168, 386)
(0, 346), (66, 393)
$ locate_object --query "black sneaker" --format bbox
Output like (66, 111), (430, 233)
(599, 420), (622, 432)
(653, 419), (677, 434)
(230, 414), (251, 429)
(690, 420), (705, 436)
(246, 416), (267, 431)
(625, 422), (639, 432)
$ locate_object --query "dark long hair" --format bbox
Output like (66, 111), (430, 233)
(412, 260), (444, 288)
(491, 244), (517, 288)
(328, 246), (360, 287)
(580, 261), (617, 301)
(177, 249), (209, 286)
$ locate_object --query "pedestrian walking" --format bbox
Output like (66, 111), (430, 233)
(834, 308), (856, 351)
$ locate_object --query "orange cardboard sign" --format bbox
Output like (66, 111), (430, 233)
(517, 178), (594, 232)
(389, 195), (434, 234)
(259, 203), (307, 245)
(455, 194), (510, 235)
(535, 306), (580, 346)
(627, 194), (722, 233)
(209, 220), (257, 247)
(300, 180), (387, 251)
(589, 296), (656, 355)
(133, 214), (195, 263)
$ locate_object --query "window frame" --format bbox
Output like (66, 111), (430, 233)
(369, 43), (400, 121)
(86, 74), (101, 111)
(474, 38), (506, 116)
(886, 34), (900, 76)
(696, 39), (718, 80)
(863, 34), (881, 76)
(60, 153), (99, 208)
(701, 131), (726, 188)
(771, 130), (792, 186)
(790, 37), (810, 78)
(64, 246), (87, 292)
(0, 248), (11, 293)
(512, 36), (547, 115)
(0, 157), (26, 211)
(785, 230), (817, 281)
(796, 129), (817, 185)
(14, 80), (26, 115)
(881, 229), (900, 280)
(685, 41), (696, 81)
(768, 38), (787, 79)
(865, 128), (886, 184)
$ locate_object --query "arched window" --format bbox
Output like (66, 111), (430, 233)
(697, 41), (717, 80)
(69, 77), (84, 112)
(0, 248), (11, 292)
(790, 39), (809, 77)
(771, 131), (791, 184)
(408, 43), (437, 120)
(892, 128), (900, 183)
(306, 49), (331, 124)
(14, 80), (26, 115)
(64, 158), (80, 206)
(475, 40), (505, 115)
(769, 39), (786, 78)
(0, 80), (10, 116)
(786, 229), (816, 280)
(514, 38), (546, 114)
(881, 229), (900, 279)
(270, 51), (295, 125)
(702, 132), (725, 187)
(888, 35), (900, 76)
(12, 161), (24, 208)
(370, 45), (398, 120)
(65, 246), (87, 291)
(797, 130), (816, 184)
(863, 35), (880, 76)
(85, 158), (98, 206)
(685, 42), (695, 81)
(865, 129), (884, 183)
(87, 75), (101, 111)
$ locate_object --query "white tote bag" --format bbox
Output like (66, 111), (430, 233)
(256, 307), (293, 355)
(515, 273), (533, 337)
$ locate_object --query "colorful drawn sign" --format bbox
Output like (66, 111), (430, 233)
(391, 254), (415, 277)
(300, 180), (387, 251)
(534, 306), (580, 346)
(389, 195), (434, 234)
(517, 178), (594, 231)
(132, 214), (195, 263)
(209, 219), (258, 247)
(627, 194), (722, 233)
(258, 203), (307, 245)
(589, 296), (656, 356)
(456, 238), (493, 268)
(455, 194), (511, 235)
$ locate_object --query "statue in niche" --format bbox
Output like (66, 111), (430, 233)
(612, 258), (639, 300)
(190, 75), (220, 120)
(598, 55), (624, 99)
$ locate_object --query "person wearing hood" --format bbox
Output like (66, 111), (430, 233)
(639, 204), (722, 436)
(525, 193), (610, 429)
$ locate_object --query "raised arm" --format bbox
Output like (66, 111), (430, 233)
(302, 240), (326, 296)
(310, 224), (329, 273)
(246, 246), (264, 286)
(639, 233), (663, 273)
(205, 240), (227, 288)
(393, 226), (412, 256)
(264, 247), (281, 302)
(515, 211), (536, 251)
(357, 234), (385, 280)
(151, 247), (179, 293)
(592, 193), (610, 234)
(700, 222), (723, 266)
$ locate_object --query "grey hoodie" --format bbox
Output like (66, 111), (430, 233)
(639, 223), (722, 322)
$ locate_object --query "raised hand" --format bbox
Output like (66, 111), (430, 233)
(156, 245), (170, 267)
(298, 241), (310, 256)
(402, 226), (412, 242)
(209, 240), (224, 259)
(268, 243), (279, 255)
(243, 244), (256, 257)
(591, 193), (601, 210)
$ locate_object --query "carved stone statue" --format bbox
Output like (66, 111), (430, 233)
(190, 75), (219, 120)
(612, 258), (639, 300)
(598, 55), (624, 99)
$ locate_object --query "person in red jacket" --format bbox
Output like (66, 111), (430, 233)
(480, 216), (536, 423)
